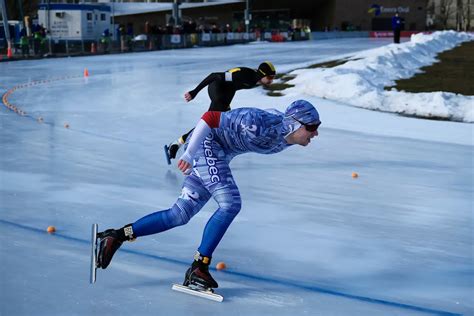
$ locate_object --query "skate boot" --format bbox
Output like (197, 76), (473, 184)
(183, 252), (219, 289)
(97, 224), (135, 269)
(167, 141), (182, 160)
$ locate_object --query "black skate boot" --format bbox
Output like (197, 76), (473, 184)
(97, 224), (135, 269)
(167, 142), (181, 160)
(183, 252), (219, 289)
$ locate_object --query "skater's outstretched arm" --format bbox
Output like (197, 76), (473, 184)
(184, 73), (224, 102)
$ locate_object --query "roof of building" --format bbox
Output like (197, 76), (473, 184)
(112, 0), (244, 17)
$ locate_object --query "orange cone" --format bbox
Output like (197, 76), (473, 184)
(7, 47), (13, 58)
(84, 68), (89, 77)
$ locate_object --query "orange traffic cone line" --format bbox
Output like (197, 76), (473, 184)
(84, 68), (89, 77)
(7, 47), (13, 58)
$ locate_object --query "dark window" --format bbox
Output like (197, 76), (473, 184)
(371, 18), (405, 31)
(87, 13), (92, 21)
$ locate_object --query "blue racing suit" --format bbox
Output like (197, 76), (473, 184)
(132, 108), (292, 257)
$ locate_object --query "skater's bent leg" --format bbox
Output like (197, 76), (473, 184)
(132, 175), (210, 237)
(184, 184), (239, 289)
(168, 129), (194, 160)
(180, 128), (194, 144)
(197, 184), (241, 256)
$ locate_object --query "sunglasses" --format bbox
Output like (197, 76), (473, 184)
(293, 117), (321, 132)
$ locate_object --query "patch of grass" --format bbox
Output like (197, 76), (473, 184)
(265, 74), (295, 96)
(267, 91), (284, 97)
(274, 73), (287, 80)
(307, 58), (356, 69)
(278, 74), (296, 82)
(263, 82), (294, 91)
(386, 40), (474, 95)
(265, 59), (354, 96)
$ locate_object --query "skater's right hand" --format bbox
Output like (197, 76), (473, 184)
(178, 159), (192, 175)
(184, 92), (193, 102)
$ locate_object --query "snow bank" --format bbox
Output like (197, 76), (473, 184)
(284, 31), (474, 122)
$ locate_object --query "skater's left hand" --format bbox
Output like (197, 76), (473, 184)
(184, 92), (193, 102)
(178, 159), (191, 175)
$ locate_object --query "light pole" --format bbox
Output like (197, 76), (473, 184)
(245, 0), (250, 33)
(111, 0), (115, 42)
(0, 0), (11, 53)
(173, 0), (180, 26)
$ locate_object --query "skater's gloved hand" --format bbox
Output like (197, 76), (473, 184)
(178, 158), (192, 175)
(178, 143), (193, 175)
(184, 91), (194, 102)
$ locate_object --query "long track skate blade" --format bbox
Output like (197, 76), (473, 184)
(171, 284), (223, 302)
(164, 145), (171, 165)
(90, 223), (98, 284)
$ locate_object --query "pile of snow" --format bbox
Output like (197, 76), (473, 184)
(283, 31), (474, 122)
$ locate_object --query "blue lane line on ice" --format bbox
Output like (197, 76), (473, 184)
(0, 219), (460, 316)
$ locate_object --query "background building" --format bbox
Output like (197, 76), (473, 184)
(4, 0), (473, 47)
(110, 0), (429, 32)
(426, 0), (473, 30)
(38, 3), (112, 40)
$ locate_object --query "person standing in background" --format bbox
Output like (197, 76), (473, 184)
(392, 13), (402, 44)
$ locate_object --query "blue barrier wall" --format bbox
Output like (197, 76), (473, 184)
(311, 31), (369, 40)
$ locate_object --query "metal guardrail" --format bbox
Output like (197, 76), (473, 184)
(2, 31), (309, 60)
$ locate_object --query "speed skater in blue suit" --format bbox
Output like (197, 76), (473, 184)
(96, 99), (321, 289)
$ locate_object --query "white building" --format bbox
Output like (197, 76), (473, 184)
(38, 3), (112, 40)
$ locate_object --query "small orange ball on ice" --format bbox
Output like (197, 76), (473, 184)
(47, 226), (56, 233)
(352, 172), (359, 178)
(216, 262), (227, 270)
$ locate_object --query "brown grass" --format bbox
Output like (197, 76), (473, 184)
(386, 40), (474, 96)
(266, 40), (474, 98)
(265, 59), (354, 96)
(307, 58), (357, 69)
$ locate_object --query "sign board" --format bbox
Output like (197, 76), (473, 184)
(171, 34), (181, 44)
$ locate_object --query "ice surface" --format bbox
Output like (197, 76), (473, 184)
(1, 38), (472, 315)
